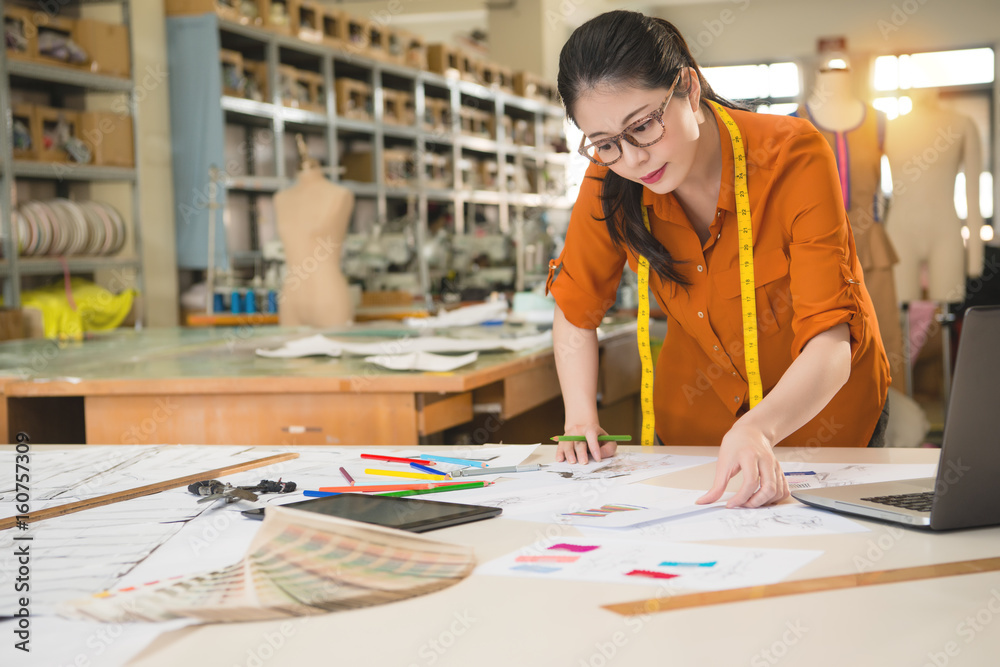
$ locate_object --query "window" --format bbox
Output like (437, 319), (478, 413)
(701, 62), (800, 114)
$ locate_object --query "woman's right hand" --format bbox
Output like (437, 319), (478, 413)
(556, 424), (616, 464)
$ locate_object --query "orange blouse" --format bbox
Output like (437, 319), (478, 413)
(549, 105), (890, 447)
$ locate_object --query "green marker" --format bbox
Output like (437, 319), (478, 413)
(376, 481), (490, 497)
(550, 435), (632, 442)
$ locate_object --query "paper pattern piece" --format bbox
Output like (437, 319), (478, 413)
(256, 332), (552, 358)
(477, 537), (822, 590)
(404, 300), (508, 328)
(364, 351), (478, 372)
(60, 506), (475, 623)
(537, 451), (716, 485)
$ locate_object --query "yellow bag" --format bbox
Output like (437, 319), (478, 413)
(15, 278), (136, 339)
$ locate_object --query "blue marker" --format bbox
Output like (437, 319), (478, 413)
(303, 490), (340, 497)
(659, 561), (717, 568)
(422, 454), (488, 468)
(411, 462), (448, 476)
(783, 471), (817, 476)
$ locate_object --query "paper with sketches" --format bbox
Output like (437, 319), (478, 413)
(780, 461), (938, 492)
(60, 506), (475, 623)
(363, 351), (478, 372)
(477, 536), (822, 590)
(535, 451), (715, 486)
(514, 485), (725, 527)
(256, 332), (552, 358)
(582, 502), (870, 542)
(404, 299), (508, 328)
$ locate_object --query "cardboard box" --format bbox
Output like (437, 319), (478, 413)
(278, 65), (325, 112)
(32, 14), (78, 68)
(165, 0), (263, 25)
(459, 107), (495, 139)
(4, 7), (39, 60)
(80, 111), (135, 167)
(294, 0), (323, 43)
(341, 150), (374, 182)
(335, 78), (372, 120)
(244, 60), (270, 102)
(259, 0), (294, 35)
(74, 18), (131, 78)
(423, 98), (451, 132)
(383, 90), (415, 126)
(11, 104), (37, 160)
(427, 44), (461, 78)
(395, 30), (426, 70)
(514, 72), (558, 104)
(383, 148), (416, 186)
(220, 49), (245, 97)
(320, 9), (345, 50)
(34, 106), (82, 163)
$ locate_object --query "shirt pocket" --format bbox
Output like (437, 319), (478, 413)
(713, 247), (789, 338)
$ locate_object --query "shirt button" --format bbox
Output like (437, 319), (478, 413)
(697, 265), (704, 272)
(713, 345), (719, 351)
(734, 396), (740, 402)
(732, 371), (737, 376)
(697, 311), (704, 318)
(717, 233), (721, 239)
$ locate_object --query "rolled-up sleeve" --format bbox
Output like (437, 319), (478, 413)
(780, 131), (867, 360)
(548, 163), (627, 329)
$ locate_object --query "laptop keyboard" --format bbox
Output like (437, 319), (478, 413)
(860, 491), (935, 512)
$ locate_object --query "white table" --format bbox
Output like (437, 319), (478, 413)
(105, 445), (1000, 667)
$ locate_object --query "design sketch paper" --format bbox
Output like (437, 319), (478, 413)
(538, 451), (715, 486)
(514, 485), (725, 527)
(363, 351), (478, 372)
(256, 332), (553, 358)
(404, 300), (508, 328)
(581, 502), (870, 542)
(60, 506), (475, 623)
(477, 537), (822, 590)
(779, 462), (938, 491)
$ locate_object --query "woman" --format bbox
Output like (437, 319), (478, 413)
(548, 11), (890, 508)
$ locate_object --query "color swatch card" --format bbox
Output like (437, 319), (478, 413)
(515, 485), (727, 528)
(477, 537), (822, 590)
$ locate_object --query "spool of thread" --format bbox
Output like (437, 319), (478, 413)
(230, 289), (242, 314)
(213, 292), (225, 313)
(245, 289), (257, 314)
(267, 290), (278, 314)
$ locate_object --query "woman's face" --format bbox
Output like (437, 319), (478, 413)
(573, 72), (704, 194)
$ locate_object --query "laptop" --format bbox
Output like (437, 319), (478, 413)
(793, 305), (1000, 530)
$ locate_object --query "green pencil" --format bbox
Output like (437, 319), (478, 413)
(550, 435), (633, 442)
(376, 481), (491, 497)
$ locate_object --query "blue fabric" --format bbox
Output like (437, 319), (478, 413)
(167, 15), (228, 270)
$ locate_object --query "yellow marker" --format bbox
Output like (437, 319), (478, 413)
(634, 101), (762, 446)
(365, 468), (448, 481)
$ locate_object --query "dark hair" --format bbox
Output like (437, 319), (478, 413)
(557, 11), (740, 285)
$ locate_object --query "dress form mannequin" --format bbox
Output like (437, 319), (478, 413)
(884, 90), (985, 303)
(800, 68), (906, 387)
(274, 136), (355, 327)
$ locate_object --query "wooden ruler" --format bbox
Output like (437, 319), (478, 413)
(603, 555), (1000, 616)
(1, 452), (300, 531)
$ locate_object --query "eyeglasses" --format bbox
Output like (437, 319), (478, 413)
(578, 75), (680, 167)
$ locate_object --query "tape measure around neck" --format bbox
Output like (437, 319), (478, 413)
(635, 101), (762, 446)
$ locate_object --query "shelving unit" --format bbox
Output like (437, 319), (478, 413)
(166, 9), (570, 303)
(0, 0), (144, 317)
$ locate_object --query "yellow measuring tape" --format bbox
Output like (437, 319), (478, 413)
(636, 100), (762, 447)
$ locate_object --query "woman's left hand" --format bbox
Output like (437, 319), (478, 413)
(696, 422), (790, 508)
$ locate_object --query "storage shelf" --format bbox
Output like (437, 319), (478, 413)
(336, 117), (377, 134)
(10, 161), (137, 181)
(225, 176), (289, 192)
(0, 257), (140, 277)
(7, 59), (132, 92)
(280, 106), (328, 126)
(221, 96), (277, 120)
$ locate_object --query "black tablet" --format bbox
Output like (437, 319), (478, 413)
(241, 494), (502, 533)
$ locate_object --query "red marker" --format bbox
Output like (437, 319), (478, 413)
(360, 453), (436, 466)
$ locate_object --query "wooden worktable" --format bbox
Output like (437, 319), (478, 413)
(0, 322), (640, 446)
